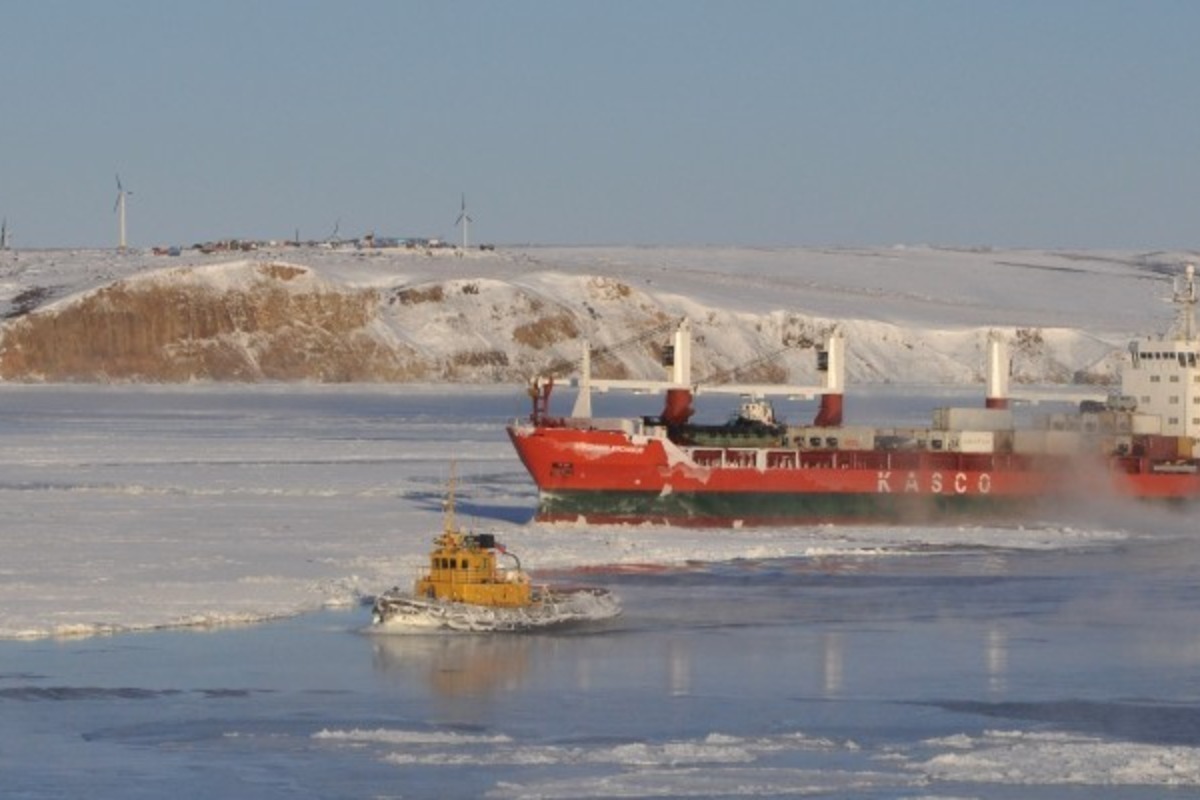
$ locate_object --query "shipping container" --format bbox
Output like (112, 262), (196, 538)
(956, 430), (996, 453)
(932, 407), (1015, 431)
(1045, 430), (1083, 456)
(1012, 430), (1046, 454)
(1131, 414), (1162, 435)
(836, 427), (876, 450)
(792, 426), (876, 450)
(1134, 434), (1179, 460)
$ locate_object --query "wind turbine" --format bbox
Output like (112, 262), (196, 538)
(114, 175), (132, 251)
(455, 194), (473, 250)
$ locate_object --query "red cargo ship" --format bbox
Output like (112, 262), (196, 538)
(508, 267), (1200, 526)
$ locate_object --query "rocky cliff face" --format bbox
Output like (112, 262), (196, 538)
(0, 261), (682, 383)
(0, 263), (422, 381)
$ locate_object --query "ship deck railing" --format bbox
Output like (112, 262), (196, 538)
(684, 446), (1049, 472)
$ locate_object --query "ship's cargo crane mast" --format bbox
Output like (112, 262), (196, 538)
(562, 318), (846, 426)
(527, 318), (683, 422)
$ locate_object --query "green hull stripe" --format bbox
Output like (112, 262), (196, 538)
(537, 489), (1029, 523)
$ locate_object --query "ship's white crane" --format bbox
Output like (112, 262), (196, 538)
(985, 330), (1010, 409)
(569, 318), (846, 423)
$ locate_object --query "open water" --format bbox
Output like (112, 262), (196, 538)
(6, 538), (1200, 798)
(3, 387), (1200, 798)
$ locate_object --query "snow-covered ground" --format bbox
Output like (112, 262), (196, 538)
(1, 244), (1194, 384)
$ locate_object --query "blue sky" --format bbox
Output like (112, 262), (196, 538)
(2, 1), (1200, 249)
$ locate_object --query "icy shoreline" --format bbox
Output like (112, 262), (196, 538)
(0, 384), (1142, 641)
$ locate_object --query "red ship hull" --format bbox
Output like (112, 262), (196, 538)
(508, 423), (1200, 526)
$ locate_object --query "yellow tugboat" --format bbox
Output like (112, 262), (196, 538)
(371, 477), (620, 632)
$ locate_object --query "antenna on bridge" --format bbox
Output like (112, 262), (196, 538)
(1174, 264), (1197, 341)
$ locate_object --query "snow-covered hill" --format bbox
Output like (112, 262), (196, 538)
(0, 244), (1192, 385)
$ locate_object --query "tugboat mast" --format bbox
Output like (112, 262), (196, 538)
(442, 463), (458, 534)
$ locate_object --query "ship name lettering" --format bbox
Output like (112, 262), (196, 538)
(875, 470), (994, 494)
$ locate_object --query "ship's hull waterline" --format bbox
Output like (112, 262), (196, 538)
(509, 425), (1200, 526)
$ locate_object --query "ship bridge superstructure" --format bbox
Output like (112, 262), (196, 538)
(1122, 264), (1200, 439)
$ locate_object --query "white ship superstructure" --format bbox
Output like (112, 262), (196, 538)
(1122, 264), (1200, 439)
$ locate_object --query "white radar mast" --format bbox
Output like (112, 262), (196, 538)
(1174, 263), (1198, 341)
